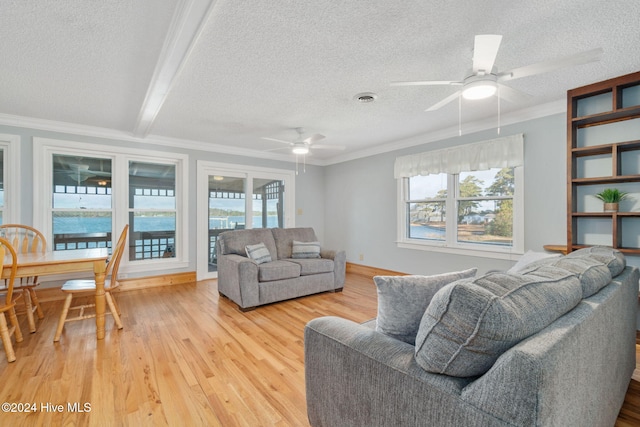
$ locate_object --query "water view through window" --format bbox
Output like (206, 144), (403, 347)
(407, 168), (514, 247)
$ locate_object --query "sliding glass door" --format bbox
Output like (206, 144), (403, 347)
(197, 162), (295, 280)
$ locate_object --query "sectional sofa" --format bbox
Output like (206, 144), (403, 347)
(305, 247), (638, 427)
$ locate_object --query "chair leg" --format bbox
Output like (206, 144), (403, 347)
(54, 294), (74, 342)
(110, 293), (121, 316)
(22, 289), (37, 333)
(106, 293), (123, 330)
(8, 307), (23, 343)
(29, 288), (44, 319)
(0, 313), (16, 363)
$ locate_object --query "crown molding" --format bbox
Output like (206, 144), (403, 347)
(0, 112), (326, 165)
(0, 98), (564, 168)
(320, 98), (566, 166)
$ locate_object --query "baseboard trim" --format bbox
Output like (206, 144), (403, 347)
(35, 272), (197, 302)
(346, 262), (406, 278)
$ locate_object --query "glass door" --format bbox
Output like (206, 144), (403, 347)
(207, 174), (246, 273)
(196, 162), (295, 280)
(252, 178), (285, 229)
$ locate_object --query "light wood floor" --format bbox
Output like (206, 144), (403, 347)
(0, 273), (638, 426)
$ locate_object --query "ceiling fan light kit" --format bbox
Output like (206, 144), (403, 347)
(291, 143), (309, 155)
(461, 75), (498, 100)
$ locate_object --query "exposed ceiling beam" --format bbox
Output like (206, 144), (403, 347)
(133, 0), (218, 138)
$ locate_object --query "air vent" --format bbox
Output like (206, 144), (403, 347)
(354, 92), (378, 103)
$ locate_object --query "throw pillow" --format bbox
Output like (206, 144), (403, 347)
(291, 240), (321, 259)
(507, 250), (561, 273)
(245, 242), (272, 264)
(414, 266), (582, 377)
(374, 268), (477, 345)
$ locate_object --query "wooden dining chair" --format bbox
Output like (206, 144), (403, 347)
(0, 237), (24, 362)
(0, 224), (46, 333)
(54, 225), (129, 342)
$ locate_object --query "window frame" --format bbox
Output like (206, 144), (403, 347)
(397, 166), (524, 259)
(33, 138), (189, 274)
(0, 134), (20, 224)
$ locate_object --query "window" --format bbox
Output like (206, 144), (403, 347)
(129, 161), (176, 260)
(396, 135), (524, 257)
(0, 134), (19, 224)
(34, 139), (188, 271)
(52, 154), (113, 250)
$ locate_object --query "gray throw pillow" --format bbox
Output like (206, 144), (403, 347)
(415, 266), (582, 377)
(245, 242), (272, 264)
(374, 268), (477, 345)
(291, 240), (321, 259)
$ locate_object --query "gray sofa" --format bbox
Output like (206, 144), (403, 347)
(216, 227), (346, 311)
(305, 247), (638, 427)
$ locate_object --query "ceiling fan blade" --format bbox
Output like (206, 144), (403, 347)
(261, 137), (292, 145)
(391, 80), (463, 87)
(472, 34), (502, 73)
(265, 147), (291, 152)
(310, 144), (346, 151)
(304, 134), (326, 144)
(498, 47), (603, 81)
(425, 90), (462, 112)
(497, 84), (532, 104)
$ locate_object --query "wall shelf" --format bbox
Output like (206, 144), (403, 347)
(567, 71), (640, 255)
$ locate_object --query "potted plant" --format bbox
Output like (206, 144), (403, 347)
(594, 188), (629, 212)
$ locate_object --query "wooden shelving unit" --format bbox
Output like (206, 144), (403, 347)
(567, 71), (640, 254)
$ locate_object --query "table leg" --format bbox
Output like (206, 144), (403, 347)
(93, 259), (107, 340)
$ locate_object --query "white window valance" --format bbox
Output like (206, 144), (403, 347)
(394, 133), (524, 178)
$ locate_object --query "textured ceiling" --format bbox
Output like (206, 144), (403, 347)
(1, 0), (639, 164)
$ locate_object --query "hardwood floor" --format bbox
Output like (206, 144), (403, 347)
(0, 273), (638, 426)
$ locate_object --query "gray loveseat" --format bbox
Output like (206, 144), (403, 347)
(305, 247), (638, 427)
(216, 227), (345, 311)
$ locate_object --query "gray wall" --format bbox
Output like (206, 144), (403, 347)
(323, 113), (638, 276)
(4, 112), (638, 280)
(1, 125), (325, 278)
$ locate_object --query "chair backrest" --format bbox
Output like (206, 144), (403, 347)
(0, 224), (47, 254)
(105, 225), (129, 290)
(0, 237), (18, 305)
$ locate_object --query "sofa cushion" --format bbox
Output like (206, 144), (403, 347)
(374, 268), (477, 345)
(221, 229), (278, 261)
(566, 246), (626, 277)
(272, 228), (318, 259)
(520, 255), (612, 298)
(258, 260), (301, 282)
(291, 240), (321, 259)
(245, 242), (272, 264)
(508, 250), (561, 273)
(287, 258), (334, 275)
(415, 266), (582, 377)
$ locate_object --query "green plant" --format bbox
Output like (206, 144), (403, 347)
(594, 188), (629, 203)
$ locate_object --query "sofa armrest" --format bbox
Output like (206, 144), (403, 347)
(304, 316), (503, 427)
(217, 253), (260, 309)
(320, 249), (346, 287)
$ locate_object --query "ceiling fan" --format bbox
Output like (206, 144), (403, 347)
(391, 35), (603, 111)
(261, 128), (345, 155)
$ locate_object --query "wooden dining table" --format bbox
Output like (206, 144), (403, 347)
(2, 247), (110, 340)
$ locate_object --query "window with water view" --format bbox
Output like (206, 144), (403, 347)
(405, 167), (516, 249)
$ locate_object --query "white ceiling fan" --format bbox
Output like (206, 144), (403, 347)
(391, 35), (603, 111)
(261, 128), (345, 155)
